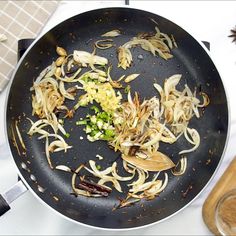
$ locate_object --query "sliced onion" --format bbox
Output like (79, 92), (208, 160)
(15, 120), (26, 150)
(171, 157), (187, 176)
(142, 127), (163, 147)
(48, 140), (72, 153)
(117, 46), (132, 69)
(153, 83), (163, 97)
(164, 74), (182, 99)
(73, 50), (108, 67)
(130, 176), (158, 194)
(84, 161), (122, 193)
(98, 178), (122, 193)
(117, 75), (126, 82)
(117, 198), (141, 208)
(117, 26), (176, 70)
(123, 160), (136, 174)
(56, 68), (82, 83)
(179, 128), (200, 154)
(144, 180), (162, 195)
(145, 172), (168, 196)
(95, 39), (113, 49)
(87, 160), (112, 176)
(11, 124), (21, 156)
(198, 92), (210, 107)
(27, 119), (47, 135)
(124, 74), (140, 83)
(55, 165), (72, 172)
(160, 33), (173, 49)
(34, 63), (54, 84)
(111, 162), (135, 181)
(47, 133), (71, 150)
(101, 29), (121, 37)
(128, 168), (146, 187)
(59, 81), (75, 100)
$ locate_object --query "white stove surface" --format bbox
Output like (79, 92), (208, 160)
(1, 1), (236, 235)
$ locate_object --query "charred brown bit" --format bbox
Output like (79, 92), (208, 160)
(65, 109), (75, 118)
(128, 145), (140, 156)
(11, 124), (21, 156)
(66, 86), (77, 96)
(114, 197), (141, 210)
(55, 106), (75, 119)
(206, 159), (211, 165)
(182, 184), (193, 198)
(53, 196), (59, 201)
(109, 80), (123, 88)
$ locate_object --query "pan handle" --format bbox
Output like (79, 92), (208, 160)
(0, 180), (27, 216)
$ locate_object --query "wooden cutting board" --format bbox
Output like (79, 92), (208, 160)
(202, 157), (236, 235)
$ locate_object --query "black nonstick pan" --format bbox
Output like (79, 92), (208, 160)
(0, 7), (229, 229)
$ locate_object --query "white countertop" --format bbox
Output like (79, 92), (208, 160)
(1, 1), (236, 235)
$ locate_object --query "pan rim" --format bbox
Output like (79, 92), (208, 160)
(4, 6), (231, 231)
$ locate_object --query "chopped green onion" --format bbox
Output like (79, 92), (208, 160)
(80, 110), (115, 142)
(96, 165), (101, 170)
(97, 65), (107, 71)
(76, 120), (87, 125)
(85, 125), (92, 133)
(98, 112), (109, 121)
(102, 135), (113, 141)
(97, 119), (103, 129)
(102, 129), (115, 140)
(77, 100), (88, 107)
(90, 105), (100, 114)
(105, 129), (114, 138)
(90, 129), (100, 137)
(81, 75), (89, 82)
(124, 85), (131, 93)
(90, 115), (97, 124)
(91, 124), (98, 130)
(65, 133), (70, 138)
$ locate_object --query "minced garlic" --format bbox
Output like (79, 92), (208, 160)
(79, 81), (122, 113)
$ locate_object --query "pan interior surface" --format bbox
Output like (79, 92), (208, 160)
(6, 8), (228, 229)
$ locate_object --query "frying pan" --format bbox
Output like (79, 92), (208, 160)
(0, 7), (229, 229)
